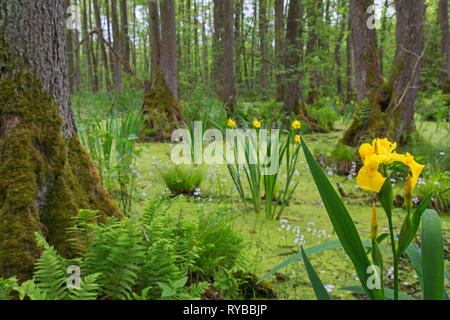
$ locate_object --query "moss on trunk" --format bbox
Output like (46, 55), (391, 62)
(140, 67), (185, 142)
(0, 45), (122, 281)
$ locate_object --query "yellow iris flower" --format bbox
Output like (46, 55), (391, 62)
(227, 117), (236, 128)
(292, 120), (301, 130)
(253, 119), (261, 129)
(295, 135), (301, 144)
(356, 138), (425, 193)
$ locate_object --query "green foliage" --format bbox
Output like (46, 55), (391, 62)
(331, 144), (355, 163)
(77, 104), (143, 214)
(0, 196), (253, 300)
(416, 91), (450, 124)
(160, 165), (207, 196)
(310, 103), (338, 132)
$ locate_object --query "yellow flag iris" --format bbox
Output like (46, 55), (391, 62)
(227, 117), (236, 128)
(253, 119), (261, 129)
(292, 120), (301, 130)
(295, 135), (301, 144)
(356, 138), (425, 193)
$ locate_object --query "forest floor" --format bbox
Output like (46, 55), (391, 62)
(126, 118), (449, 300)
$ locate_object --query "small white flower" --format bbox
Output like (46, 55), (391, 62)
(324, 284), (334, 293)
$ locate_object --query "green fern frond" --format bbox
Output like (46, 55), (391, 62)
(68, 273), (101, 300)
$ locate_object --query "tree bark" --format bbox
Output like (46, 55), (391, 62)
(275, 0), (285, 101)
(160, 0), (178, 99)
(223, 0), (236, 110)
(212, 0), (224, 97)
(0, 0), (121, 280)
(111, 0), (122, 92)
(440, 0), (449, 93)
(259, 0), (269, 91)
(148, 0), (161, 84)
(93, 0), (113, 91)
(283, 0), (303, 114)
(341, 0), (425, 147)
(120, 0), (131, 71)
(141, 0), (184, 142)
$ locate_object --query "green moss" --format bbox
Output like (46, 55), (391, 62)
(140, 67), (184, 142)
(0, 40), (121, 281)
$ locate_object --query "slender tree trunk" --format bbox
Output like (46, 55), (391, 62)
(82, 0), (95, 92)
(440, 0), (449, 92)
(235, 0), (243, 88)
(185, 0), (191, 73)
(88, 0), (99, 91)
(0, 0), (121, 280)
(149, 0), (161, 84)
(223, 0), (236, 110)
(346, 13), (355, 103)
(66, 0), (76, 94)
(212, 0), (224, 96)
(193, 0), (199, 76)
(275, 0), (285, 101)
(132, 1), (137, 71)
(111, 0), (122, 92)
(201, 0), (209, 83)
(120, 0), (131, 71)
(94, 0), (112, 91)
(335, 0), (346, 99)
(259, 0), (269, 91)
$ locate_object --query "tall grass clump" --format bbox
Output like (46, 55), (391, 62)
(77, 104), (143, 214)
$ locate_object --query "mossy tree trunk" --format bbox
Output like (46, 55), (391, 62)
(141, 0), (184, 142)
(341, 0), (425, 148)
(0, 0), (122, 281)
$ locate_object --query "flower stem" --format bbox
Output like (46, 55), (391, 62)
(387, 215), (399, 300)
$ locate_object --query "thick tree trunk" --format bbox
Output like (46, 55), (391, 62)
(440, 0), (449, 93)
(341, 0), (425, 147)
(141, 0), (184, 142)
(0, 0), (121, 281)
(223, 0), (236, 110)
(283, 0), (303, 114)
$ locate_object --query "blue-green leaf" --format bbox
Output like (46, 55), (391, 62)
(421, 209), (444, 300)
(300, 246), (331, 300)
(301, 139), (380, 300)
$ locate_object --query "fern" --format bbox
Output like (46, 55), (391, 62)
(0, 277), (17, 300)
(33, 233), (68, 300)
(357, 98), (372, 126)
(83, 218), (146, 299)
(68, 273), (101, 300)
